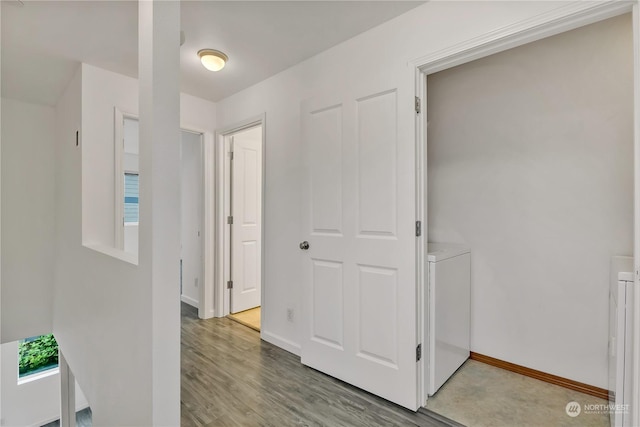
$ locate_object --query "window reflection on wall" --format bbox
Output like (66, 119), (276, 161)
(123, 172), (139, 254)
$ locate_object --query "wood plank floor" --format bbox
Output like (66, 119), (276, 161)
(181, 303), (457, 427)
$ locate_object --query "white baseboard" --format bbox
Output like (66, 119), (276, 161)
(180, 295), (199, 308)
(261, 330), (301, 357)
(199, 308), (216, 320)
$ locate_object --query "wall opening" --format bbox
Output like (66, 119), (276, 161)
(423, 12), (633, 426)
(18, 334), (58, 380)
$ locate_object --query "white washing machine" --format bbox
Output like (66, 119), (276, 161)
(427, 243), (471, 396)
(609, 255), (634, 427)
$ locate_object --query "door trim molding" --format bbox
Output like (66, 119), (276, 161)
(631, 5), (640, 426)
(213, 115), (266, 331)
(413, 1), (632, 76)
(412, 0), (637, 408)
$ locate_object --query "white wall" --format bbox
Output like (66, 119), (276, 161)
(81, 64), (137, 249)
(426, 14), (633, 389)
(180, 131), (202, 307)
(1, 341), (88, 427)
(1, 98), (55, 343)
(214, 1), (579, 354)
(52, 61), (215, 424)
(123, 117), (139, 164)
(123, 117), (139, 173)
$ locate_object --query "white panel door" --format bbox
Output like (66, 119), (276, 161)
(301, 76), (417, 409)
(230, 127), (262, 313)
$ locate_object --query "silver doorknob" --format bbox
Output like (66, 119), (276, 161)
(299, 241), (310, 250)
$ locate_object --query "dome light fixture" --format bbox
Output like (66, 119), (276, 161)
(198, 49), (228, 72)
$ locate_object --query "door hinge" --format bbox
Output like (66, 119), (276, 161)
(415, 220), (422, 237)
(227, 215), (233, 225)
(230, 151), (234, 160)
(416, 344), (422, 362)
(415, 96), (421, 114)
(227, 280), (233, 289)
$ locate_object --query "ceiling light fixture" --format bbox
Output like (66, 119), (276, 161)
(198, 49), (228, 72)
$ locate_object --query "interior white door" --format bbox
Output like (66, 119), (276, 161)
(301, 76), (418, 409)
(230, 127), (263, 313)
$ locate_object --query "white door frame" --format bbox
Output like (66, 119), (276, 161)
(411, 0), (639, 410)
(176, 123), (213, 320)
(180, 127), (208, 318)
(212, 115), (266, 324)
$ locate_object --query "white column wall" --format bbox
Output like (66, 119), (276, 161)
(137, 1), (181, 424)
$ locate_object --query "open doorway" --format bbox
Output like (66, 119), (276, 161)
(115, 114), (205, 315)
(419, 12), (633, 427)
(218, 121), (264, 332)
(180, 130), (204, 311)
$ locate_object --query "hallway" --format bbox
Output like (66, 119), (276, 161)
(180, 303), (455, 427)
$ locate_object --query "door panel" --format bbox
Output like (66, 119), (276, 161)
(310, 105), (343, 235)
(241, 149), (259, 225)
(312, 260), (344, 349)
(230, 127), (262, 313)
(241, 241), (258, 292)
(357, 265), (398, 367)
(357, 90), (397, 237)
(301, 77), (417, 410)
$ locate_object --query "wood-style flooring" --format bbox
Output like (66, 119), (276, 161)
(181, 303), (456, 427)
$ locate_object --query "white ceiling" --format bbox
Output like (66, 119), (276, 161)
(2, 1), (425, 106)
